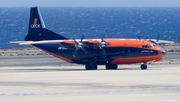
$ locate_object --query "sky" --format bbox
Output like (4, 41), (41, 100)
(0, 0), (180, 7)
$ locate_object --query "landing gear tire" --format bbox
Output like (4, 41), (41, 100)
(85, 64), (97, 70)
(106, 64), (118, 70)
(140, 64), (147, 70)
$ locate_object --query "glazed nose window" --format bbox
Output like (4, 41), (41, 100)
(159, 50), (162, 53)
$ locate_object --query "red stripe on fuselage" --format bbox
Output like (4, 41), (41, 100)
(32, 45), (73, 63)
(111, 55), (163, 64)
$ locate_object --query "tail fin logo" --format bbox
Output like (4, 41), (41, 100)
(31, 18), (40, 28)
(34, 18), (38, 24)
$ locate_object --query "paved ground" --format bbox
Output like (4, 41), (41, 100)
(0, 52), (180, 101)
(164, 52), (180, 61)
(0, 64), (180, 101)
(0, 55), (80, 67)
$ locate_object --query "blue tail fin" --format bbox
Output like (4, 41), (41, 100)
(25, 7), (68, 41)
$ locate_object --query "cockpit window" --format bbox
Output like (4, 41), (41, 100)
(142, 44), (154, 48)
(149, 44), (154, 47)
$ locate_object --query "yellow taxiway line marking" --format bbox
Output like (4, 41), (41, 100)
(96, 84), (138, 87)
(0, 61), (10, 63)
(48, 84), (139, 88)
(0, 66), (24, 68)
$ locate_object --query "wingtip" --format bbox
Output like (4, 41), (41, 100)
(14, 43), (20, 45)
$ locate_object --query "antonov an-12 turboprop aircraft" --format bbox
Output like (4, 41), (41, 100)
(9, 7), (173, 70)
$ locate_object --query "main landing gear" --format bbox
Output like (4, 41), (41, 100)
(106, 64), (118, 70)
(85, 64), (97, 70)
(85, 64), (118, 70)
(140, 63), (147, 70)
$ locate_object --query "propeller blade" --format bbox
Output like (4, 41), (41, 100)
(72, 37), (78, 45)
(80, 33), (85, 43)
(160, 45), (164, 49)
(135, 31), (140, 35)
(135, 31), (141, 40)
(73, 50), (78, 57)
(101, 37), (104, 42)
(157, 33), (160, 42)
(81, 46), (87, 54)
(137, 35), (141, 40)
(101, 48), (106, 57)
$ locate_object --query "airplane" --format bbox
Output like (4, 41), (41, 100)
(9, 7), (172, 70)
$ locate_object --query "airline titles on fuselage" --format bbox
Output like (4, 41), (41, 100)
(58, 47), (67, 50)
(141, 50), (153, 53)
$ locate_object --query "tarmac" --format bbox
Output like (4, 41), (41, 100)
(0, 52), (180, 101)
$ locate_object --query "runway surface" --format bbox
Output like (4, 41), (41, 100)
(0, 52), (180, 67)
(0, 52), (180, 101)
(0, 65), (180, 101)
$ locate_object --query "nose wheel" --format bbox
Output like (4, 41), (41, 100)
(140, 63), (147, 70)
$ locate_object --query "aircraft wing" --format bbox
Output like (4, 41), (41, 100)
(7, 41), (33, 43)
(158, 40), (174, 44)
(9, 39), (174, 49)
(8, 39), (102, 49)
(143, 39), (174, 44)
(8, 40), (65, 45)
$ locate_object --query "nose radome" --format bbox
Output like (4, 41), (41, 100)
(160, 49), (166, 56)
(162, 50), (166, 55)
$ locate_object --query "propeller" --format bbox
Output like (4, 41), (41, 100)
(148, 31), (164, 48)
(156, 32), (165, 48)
(155, 31), (161, 45)
(72, 34), (87, 57)
(99, 38), (108, 57)
(134, 31), (164, 48)
(149, 32), (161, 45)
